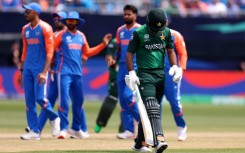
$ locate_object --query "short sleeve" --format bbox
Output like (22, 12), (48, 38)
(127, 31), (140, 54)
(166, 29), (174, 49)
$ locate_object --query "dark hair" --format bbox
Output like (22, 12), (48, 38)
(124, 4), (138, 14)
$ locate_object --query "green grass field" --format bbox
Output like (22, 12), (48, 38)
(0, 99), (245, 153)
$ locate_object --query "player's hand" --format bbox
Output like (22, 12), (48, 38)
(37, 72), (47, 85)
(102, 33), (112, 45)
(18, 72), (23, 86)
(169, 65), (183, 83)
(125, 70), (140, 91)
(107, 59), (116, 67)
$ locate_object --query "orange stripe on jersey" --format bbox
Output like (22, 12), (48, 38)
(116, 25), (126, 44)
(21, 24), (29, 62)
(78, 31), (89, 62)
(170, 29), (188, 70)
(40, 20), (54, 60)
(53, 30), (66, 53)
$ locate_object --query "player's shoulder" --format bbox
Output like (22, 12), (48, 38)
(108, 38), (116, 46)
(117, 25), (126, 32)
(54, 29), (66, 38)
(39, 20), (53, 32)
(77, 30), (86, 38)
(135, 23), (141, 28)
(170, 29), (183, 38)
(135, 24), (146, 33)
(77, 30), (84, 36)
(111, 38), (116, 43)
(22, 23), (30, 30)
(162, 27), (172, 36)
(170, 29), (181, 36)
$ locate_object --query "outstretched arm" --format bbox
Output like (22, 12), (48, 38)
(83, 33), (112, 57)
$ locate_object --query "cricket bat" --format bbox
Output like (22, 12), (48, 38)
(134, 84), (154, 146)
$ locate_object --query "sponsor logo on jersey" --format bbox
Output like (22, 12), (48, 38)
(36, 31), (40, 36)
(68, 43), (82, 50)
(144, 34), (150, 42)
(27, 38), (40, 45)
(121, 39), (129, 45)
(145, 43), (164, 50)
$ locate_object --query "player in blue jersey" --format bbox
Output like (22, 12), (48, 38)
(33, 11), (67, 134)
(53, 11), (112, 139)
(110, 5), (141, 139)
(19, 3), (60, 140)
(163, 28), (188, 141)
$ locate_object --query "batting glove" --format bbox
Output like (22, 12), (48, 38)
(169, 65), (183, 83)
(125, 70), (140, 91)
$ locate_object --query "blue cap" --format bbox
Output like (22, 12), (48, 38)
(63, 11), (85, 26)
(52, 11), (67, 19)
(22, 3), (42, 14)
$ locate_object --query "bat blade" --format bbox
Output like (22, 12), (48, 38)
(135, 85), (154, 146)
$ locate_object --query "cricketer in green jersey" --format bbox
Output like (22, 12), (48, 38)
(125, 8), (182, 153)
(94, 38), (124, 133)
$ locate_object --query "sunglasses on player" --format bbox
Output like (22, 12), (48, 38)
(24, 10), (35, 15)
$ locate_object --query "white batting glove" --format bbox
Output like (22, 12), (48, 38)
(169, 65), (183, 83)
(125, 70), (140, 91)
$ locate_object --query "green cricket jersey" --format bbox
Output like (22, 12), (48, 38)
(127, 24), (174, 70)
(106, 38), (117, 57)
(105, 38), (118, 96)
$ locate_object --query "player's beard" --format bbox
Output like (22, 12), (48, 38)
(67, 24), (77, 31)
(25, 16), (33, 22)
(55, 25), (64, 31)
(124, 19), (133, 25)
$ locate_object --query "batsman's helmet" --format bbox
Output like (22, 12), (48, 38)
(146, 8), (167, 32)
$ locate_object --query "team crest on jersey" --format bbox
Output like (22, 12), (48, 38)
(120, 32), (124, 38)
(144, 34), (150, 42)
(36, 31), (40, 36)
(25, 31), (30, 38)
(66, 36), (72, 42)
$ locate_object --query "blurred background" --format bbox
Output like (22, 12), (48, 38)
(0, 0), (245, 105)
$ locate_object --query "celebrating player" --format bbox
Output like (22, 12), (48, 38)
(19, 2), (60, 140)
(53, 11), (112, 139)
(126, 8), (182, 152)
